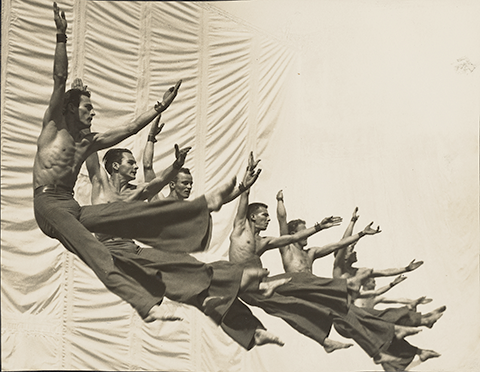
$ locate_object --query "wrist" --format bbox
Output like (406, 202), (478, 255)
(173, 160), (182, 170)
(358, 231), (365, 238)
(56, 33), (67, 43)
(147, 135), (157, 143)
(238, 182), (247, 193)
(314, 222), (322, 232)
(154, 101), (165, 113)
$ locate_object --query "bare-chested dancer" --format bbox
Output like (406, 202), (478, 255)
(85, 123), (286, 348)
(331, 207), (444, 369)
(332, 207), (424, 293)
(357, 277), (442, 369)
(227, 155), (420, 360)
(276, 190), (381, 293)
(34, 3), (236, 323)
(272, 191), (426, 364)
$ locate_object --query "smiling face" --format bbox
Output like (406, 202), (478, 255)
(169, 171), (193, 200)
(116, 152), (138, 181)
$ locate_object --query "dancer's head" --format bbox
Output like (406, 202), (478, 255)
(103, 148), (137, 180)
(288, 219), (308, 247)
(248, 203), (270, 231)
(362, 277), (376, 290)
(63, 88), (94, 129)
(168, 168), (193, 200)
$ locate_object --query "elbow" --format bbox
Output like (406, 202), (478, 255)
(53, 73), (67, 83)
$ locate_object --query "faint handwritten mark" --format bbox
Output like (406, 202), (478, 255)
(453, 57), (476, 74)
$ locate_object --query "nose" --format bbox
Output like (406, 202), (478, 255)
(91, 109), (96, 117)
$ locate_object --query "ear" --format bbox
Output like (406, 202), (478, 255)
(67, 102), (76, 113)
(169, 180), (175, 189)
(112, 161), (120, 172)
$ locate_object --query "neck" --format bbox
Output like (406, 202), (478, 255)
(110, 174), (132, 192)
(65, 115), (83, 140)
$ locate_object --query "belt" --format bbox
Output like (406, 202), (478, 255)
(34, 185), (74, 196)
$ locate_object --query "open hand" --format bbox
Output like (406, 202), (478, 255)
(406, 259), (424, 272)
(391, 274), (407, 286)
(174, 144), (191, 168)
(155, 80), (182, 112)
(276, 190), (284, 201)
(362, 222), (381, 235)
(53, 2), (67, 33)
(319, 216), (343, 230)
(149, 115), (165, 137)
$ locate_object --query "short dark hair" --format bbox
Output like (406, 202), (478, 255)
(63, 88), (91, 114)
(103, 148), (132, 175)
(172, 167), (192, 182)
(287, 219), (306, 234)
(247, 202), (268, 219)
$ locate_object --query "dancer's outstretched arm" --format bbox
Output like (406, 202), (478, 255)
(90, 80), (182, 153)
(371, 259), (424, 278)
(143, 115), (165, 183)
(357, 275), (406, 299)
(310, 222), (381, 261)
(223, 152), (261, 204)
(333, 207), (358, 278)
(256, 216), (343, 256)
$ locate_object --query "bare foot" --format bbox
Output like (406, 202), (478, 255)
(407, 296), (433, 310)
(394, 325), (422, 339)
(347, 268), (373, 292)
(323, 338), (354, 353)
(423, 305), (446, 318)
(373, 352), (403, 365)
(205, 177), (236, 212)
(418, 349), (441, 362)
(240, 267), (270, 293)
(254, 328), (284, 347)
(259, 277), (292, 298)
(202, 296), (228, 312)
(421, 306), (446, 328)
(144, 302), (183, 322)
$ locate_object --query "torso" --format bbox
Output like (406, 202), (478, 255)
(281, 244), (313, 273)
(33, 121), (93, 189)
(354, 297), (375, 309)
(229, 224), (263, 268)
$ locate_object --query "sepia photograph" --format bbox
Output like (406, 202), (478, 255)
(1, 1), (478, 371)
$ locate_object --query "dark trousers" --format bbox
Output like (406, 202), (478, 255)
(34, 189), (210, 318)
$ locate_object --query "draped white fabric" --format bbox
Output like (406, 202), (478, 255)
(2, 1), (479, 372)
(1, 1), (294, 370)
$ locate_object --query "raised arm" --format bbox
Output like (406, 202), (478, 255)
(223, 152), (261, 205)
(42, 2), (68, 128)
(276, 190), (288, 236)
(140, 144), (191, 201)
(310, 221), (381, 261)
(143, 115), (165, 183)
(357, 275), (407, 299)
(257, 216), (343, 256)
(85, 151), (110, 205)
(371, 259), (424, 278)
(90, 80), (182, 153)
(231, 152), (261, 233)
(333, 207), (359, 278)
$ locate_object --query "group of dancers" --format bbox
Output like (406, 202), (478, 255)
(32, 3), (445, 370)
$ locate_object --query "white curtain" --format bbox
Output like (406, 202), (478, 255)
(1, 1), (296, 370)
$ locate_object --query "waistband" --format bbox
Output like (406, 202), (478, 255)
(34, 185), (74, 196)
